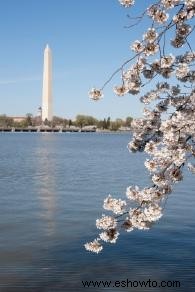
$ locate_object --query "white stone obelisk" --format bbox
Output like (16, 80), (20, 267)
(42, 44), (53, 121)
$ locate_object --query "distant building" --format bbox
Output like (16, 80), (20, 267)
(11, 116), (26, 123)
(81, 125), (97, 132)
(118, 126), (131, 131)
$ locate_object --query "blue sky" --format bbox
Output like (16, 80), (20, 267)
(0, 0), (157, 119)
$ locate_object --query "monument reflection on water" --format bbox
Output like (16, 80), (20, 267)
(35, 134), (57, 236)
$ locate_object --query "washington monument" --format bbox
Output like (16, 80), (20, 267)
(42, 44), (53, 121)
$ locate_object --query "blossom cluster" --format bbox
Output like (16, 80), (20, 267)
(119, 0), (135, 8)
(85, 0), (195, 253)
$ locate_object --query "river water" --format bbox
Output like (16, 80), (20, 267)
(0, 133), (194, 291)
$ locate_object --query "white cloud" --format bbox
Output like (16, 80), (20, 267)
(0, 76), (41, 85)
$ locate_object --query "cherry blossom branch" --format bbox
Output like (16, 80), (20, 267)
(85, 0), (195, 254)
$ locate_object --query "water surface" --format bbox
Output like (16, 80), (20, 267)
(0, 133), (194, 291)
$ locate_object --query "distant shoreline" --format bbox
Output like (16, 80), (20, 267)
(0, 127), (131, 134)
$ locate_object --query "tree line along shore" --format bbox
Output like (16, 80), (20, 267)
(0, 114), (133, 132)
